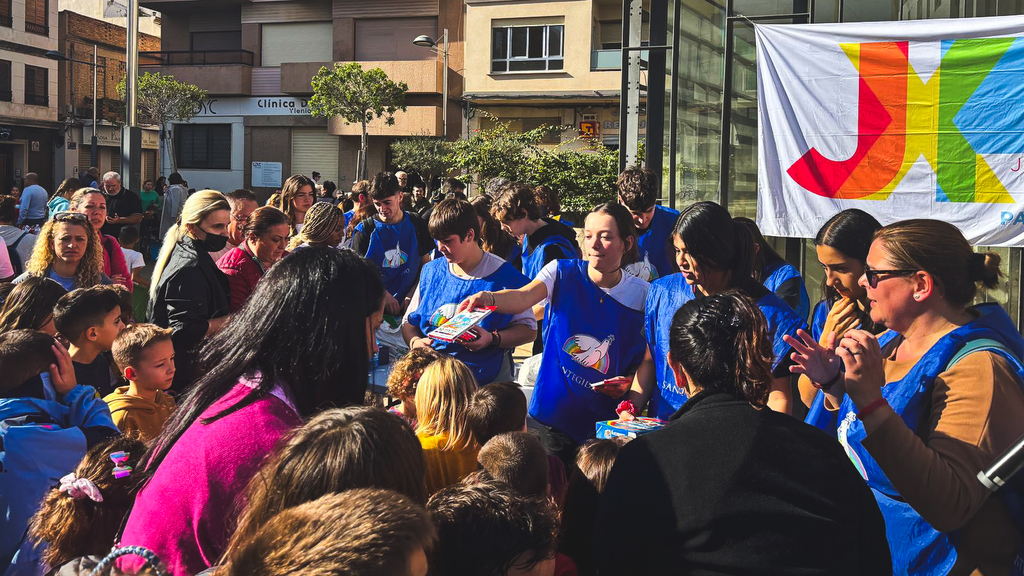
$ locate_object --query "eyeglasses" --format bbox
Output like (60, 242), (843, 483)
(53, 212), (89, 224)
(864, 267), (918, 288)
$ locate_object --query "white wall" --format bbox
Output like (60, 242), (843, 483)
(162, 116), (244, 193)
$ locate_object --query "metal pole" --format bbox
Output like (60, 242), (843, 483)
(126, 0), (139, 127)
(91, 44), (98, 169)
(442, 28), (448, 139)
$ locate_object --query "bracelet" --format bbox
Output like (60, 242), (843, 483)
(857, 397), (888, 419)
(815, 369), (843, 391)
(490, 330), (502, 349)
(487, 291), (496, 307)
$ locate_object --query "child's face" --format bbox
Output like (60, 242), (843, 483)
(93, 308), (125, 350)
(129, 339), (176, 391)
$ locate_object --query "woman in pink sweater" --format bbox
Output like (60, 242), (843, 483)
(119, 248), (386, 576)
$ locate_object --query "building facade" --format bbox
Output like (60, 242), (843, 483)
(0, 0), (59, 192)
(137, 0), (463, 197)
(54, 10), (161, 184)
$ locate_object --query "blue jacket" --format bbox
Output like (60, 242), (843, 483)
(0, 383), (118, 574)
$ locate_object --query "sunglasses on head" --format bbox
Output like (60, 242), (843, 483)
(53, 212), (89, 224)
(864, 267), (918, 288)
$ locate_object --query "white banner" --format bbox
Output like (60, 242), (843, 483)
(194, 97), (312, 117)
(756, 15), (1024, 246)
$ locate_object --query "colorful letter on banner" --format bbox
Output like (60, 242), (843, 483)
(755, 15), (1024, 246)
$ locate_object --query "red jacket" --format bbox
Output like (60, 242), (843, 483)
(101, 234), (132, 291)
(216, 243), (265, 312)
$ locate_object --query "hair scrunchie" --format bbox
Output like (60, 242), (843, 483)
(59, 473), (103, 503)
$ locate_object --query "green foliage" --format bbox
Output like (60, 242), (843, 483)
(116, 72), (207, 126)
(389, 137), (449, 191)
(308, 62), (409, 127)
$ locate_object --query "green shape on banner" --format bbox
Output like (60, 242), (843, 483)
(937, 37), (1014, 203)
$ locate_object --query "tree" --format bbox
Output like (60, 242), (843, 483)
(117, 72), (207, 174)
(389, 137), (450, 192)
(309, 62), (408, 181)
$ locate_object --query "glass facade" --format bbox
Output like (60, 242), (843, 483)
(643, 0), (1024, 325)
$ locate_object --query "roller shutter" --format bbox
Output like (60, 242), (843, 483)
(291, 128), (338, 184)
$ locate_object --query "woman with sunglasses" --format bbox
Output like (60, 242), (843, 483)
(68, 188), (132, 290)
(786, 219), (1024, 574)
(14, 212), (110, 290)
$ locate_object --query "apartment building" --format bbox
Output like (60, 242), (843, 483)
(463, 0), (641, 149)
(137, 0), (462, 195)
(54, 10), (161, 183)
(0, 0), (58, 191)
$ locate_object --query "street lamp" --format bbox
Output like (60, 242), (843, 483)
(47, 47), (99, 170)
(413, 29), (448, 139)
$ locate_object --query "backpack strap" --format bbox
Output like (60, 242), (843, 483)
(946, 338), (1019, 371)
(10, 231), (27, 250)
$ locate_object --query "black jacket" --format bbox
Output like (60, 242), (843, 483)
(148, 236), (231, 392)
(595, 390), (891, 575)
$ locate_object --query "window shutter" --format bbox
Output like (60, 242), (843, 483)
(25, 0), (46, 28)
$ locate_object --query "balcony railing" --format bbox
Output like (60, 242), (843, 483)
(140, 50), (255, 67)
(24, 21), (47, 35)
(0, 15), (12, 27)
(591, 49), (648, 71)
(25, 93), (47, 106)
(0, 90), (11, 102)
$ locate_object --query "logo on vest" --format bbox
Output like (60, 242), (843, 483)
(429, 303), (458, 328)
(383, 240), (409, 269)
(624, 253), (658, 282)
(562, 334), (614, 375)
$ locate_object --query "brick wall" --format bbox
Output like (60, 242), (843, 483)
(58, 10), (160, 121)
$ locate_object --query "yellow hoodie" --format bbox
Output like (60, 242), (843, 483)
(104, 387), (177, 441)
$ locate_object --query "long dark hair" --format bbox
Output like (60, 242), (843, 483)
(814, 209), (882, 332)
(0, 277), (67, 332)
(734, 217), (786, 283)
(669, 290), (773, 407)
(672, 201), (757, 291)
(139, 248), (385, 478)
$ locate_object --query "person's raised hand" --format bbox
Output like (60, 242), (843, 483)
(784, 329), (840, 385)
(457, 291), (491, 314)
(835, 329), (885, 406)
(49, 340), (77, 395)
(820, 297), (859, 346)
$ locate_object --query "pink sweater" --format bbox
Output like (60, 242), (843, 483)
(119, 383), (301, 575)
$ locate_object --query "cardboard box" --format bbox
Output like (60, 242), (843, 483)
(595, 417), (668, 440)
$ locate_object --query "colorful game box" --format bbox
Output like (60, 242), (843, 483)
(595, 417), (668, 440)
(427, 306), (496, 343)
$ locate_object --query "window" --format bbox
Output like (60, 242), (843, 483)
(0, 0), (11, 27)
(176, 124), (232, 169)
(261, 22), (332, 67)
(191, 31), (242, 52)
(0, 61), (10, 102)
(24, 0), (47, 35)
(492, 24), (564, 72)
(24, 65), (47, 107)
(354, 17), (438, 61)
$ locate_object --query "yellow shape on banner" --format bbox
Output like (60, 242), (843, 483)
(841, 43), (860, 72)
(975, 154), (1013, 203)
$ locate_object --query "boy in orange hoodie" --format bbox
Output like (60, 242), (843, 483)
(104, 323), (176, 440)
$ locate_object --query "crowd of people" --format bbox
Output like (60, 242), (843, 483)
(0, 165), (1021, 576)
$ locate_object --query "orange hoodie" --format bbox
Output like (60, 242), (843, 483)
(104, 387), (177, 441)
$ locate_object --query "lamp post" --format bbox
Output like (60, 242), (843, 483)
(413, 29), (448, 139)
(47, 46), (99, 169)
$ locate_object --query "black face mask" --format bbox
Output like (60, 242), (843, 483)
(198, 229), (229, 252)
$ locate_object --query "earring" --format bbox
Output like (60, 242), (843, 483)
(914, 294), (921, 300)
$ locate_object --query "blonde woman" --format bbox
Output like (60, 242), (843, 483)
(280, 174), (316, 236)
(149, 190), (231, 392)
(287, 202), (345, 252)
(14, 212), (108, 290)
(415, 356), (480, 495)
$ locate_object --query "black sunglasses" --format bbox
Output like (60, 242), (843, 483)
(53, 212), (89, 224)
(864, 267), (918, 288)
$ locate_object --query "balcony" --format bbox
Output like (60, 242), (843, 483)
(280, 60), (442, 95)
(591, 49), (648, 71)
(0, 15), (11, 27)
(25, 93), (47, 106)
(24, 21), (48, 36)
(0, 90), (10, 102)
(139, 50), (253, 96)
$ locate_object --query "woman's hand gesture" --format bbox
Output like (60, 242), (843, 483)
(836, 329), (886, 406)
(820, 297), (859, 346)
(784, 329), (841, 385)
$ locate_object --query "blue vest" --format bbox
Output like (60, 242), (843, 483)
(522, 229), (577, 280)
(344, 209), (354, 228)
(358, 215), (421, 301)
(408, 257), (529, 385)
(530, 260), (647, 443)
(763, 260), (810, 320)
(625, 205), (679, 282)
(645, 274), (807, 420)
(807, 303), (1024, 574)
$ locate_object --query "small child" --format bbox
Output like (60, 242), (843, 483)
(27, 435), (146, 573)
(476, 432), (550, 499)
(386, 347), (441, 428)
(104, 324), (177, 441)
(0, 329), (119, 573)
(415, 356), (479, 496)
(53, 286), (124, 397)
(468, 381), (567, 506)
(118, 225), (148, 289)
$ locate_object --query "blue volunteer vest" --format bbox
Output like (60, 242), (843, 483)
(625, 205), (679, 282)
(358, 215), (421, 301)
(408, 257), (529, 385)
(344, 209), (354, 228)
(763, 260), (810, 320)
(522, 230), (577, 280)
(645, 273), (807, 420)
(807, 303), (1024, 574)
(530, 260), (647, 443)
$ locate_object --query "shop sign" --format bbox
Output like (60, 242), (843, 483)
(196, 98), (312, 117)
(580, 121), (599, 138)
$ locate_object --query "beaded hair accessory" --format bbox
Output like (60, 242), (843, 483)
(90, 546), (167, 576)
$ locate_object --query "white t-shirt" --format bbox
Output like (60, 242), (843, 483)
(121, 247), (145, 272)
(403, 251), (537, 329)
(534, 259), (649, 313)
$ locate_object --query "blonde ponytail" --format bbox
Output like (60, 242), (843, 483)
(150, 190), (230, 300)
